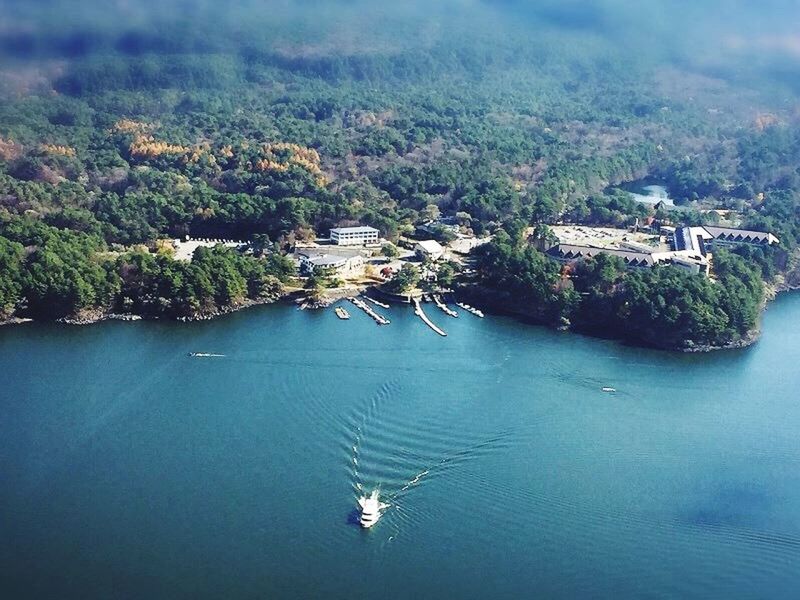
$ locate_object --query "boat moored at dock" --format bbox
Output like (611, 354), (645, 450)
(348, 297), (390, 325)
(433, 295), (458, 318)
(455, 302), (484, 318)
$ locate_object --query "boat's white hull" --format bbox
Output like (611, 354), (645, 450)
(358, 492), (388, 528)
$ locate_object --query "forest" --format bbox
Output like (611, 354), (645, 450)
(0, 0), (799, 342)
(472, 229), (765, 349)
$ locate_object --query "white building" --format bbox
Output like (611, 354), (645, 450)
(330, 226), (380, 246)
(415, 240), (445, 261)
(298, 251), (364, 276)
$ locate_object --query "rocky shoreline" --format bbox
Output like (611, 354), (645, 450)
(456, 283), (765, 354)
(1, 279), (792, 354)
(0, 287), (364, 328)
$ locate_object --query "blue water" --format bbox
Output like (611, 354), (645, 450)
(1, 295), (800, 598)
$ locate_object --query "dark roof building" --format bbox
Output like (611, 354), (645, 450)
(549, 244), (710, 275)
(549, 244), (655, 268)
(701, 226), (780, 246)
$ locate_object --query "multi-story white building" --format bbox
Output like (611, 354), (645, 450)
(330, 226), (380, 246)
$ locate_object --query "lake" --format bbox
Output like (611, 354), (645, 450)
(1, 295), (800, 598)
(622, 181), (676, 206)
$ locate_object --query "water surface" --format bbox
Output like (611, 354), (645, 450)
(623, 181), (676, 206)
(1, 295), (799, 598)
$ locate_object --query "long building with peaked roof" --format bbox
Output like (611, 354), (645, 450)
(700, 226), (780, 247)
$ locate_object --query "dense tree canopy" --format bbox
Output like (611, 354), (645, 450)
(473, 237), (765, 349)
(0, 3), (797, 341)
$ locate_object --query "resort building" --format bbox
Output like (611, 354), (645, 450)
(415, 240), (445, 261)
(548, 223), (779, 278)
(297, 250), (364, 276)
(330, 226), (380, 246)
(673, 226), (714, 255)
(671, 225), (779, 251)
(548, 244), (709, 275)
(701, 226), (780, 248)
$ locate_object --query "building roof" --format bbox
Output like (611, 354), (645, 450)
(550, 244), (655, 267)
(415, 240), (444, 254)
(330, 226), (379, 235)
(673, 226), (713, 254)
(550, 244), (709, 271)
(305, 254), (348, 267)
(701, 226), (779, 245)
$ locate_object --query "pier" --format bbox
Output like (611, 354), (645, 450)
(362, 295), (390, 309)
(348, 297), (390, 325)
(455, 302), (484, 318)
(433, 295), (458, 318)
(413, 299), (447, 337)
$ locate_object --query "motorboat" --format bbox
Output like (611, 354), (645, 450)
(358, 490), (389, 528)
(335, 306), (351, 320)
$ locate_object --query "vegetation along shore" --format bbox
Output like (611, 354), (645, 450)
(1, 1), (800, 352)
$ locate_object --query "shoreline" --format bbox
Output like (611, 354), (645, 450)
(2, 281), (797, 354)
(455, 283), (772, 354)
(0, 286), (364, 328)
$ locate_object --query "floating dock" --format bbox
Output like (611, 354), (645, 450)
(413, 299), (447, 337)
(433, 295), (458, 318)
(348, 297), (390, 325)
(362, 295), (390, 309)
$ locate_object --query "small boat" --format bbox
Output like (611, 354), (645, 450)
(188, 352), (225, 358)
(601, 387), (616, 393)
(335, 306), (350, 320)
(456, 302), (484, 318)
(358, 490), (389, 528)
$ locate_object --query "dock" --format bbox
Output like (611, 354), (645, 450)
(348, 297), (390, 325)
(413, 299), (447, 337)
(455, 302), (484, 318)
(433, 295), (458, 318)
(362, 295), (390, 309)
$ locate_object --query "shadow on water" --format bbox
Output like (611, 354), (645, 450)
(346, 508), (362, 528)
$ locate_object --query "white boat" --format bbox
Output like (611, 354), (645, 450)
(602, 387), (616, 393)
(456, 302), (484, 318)
(357, 490), (389, 528)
